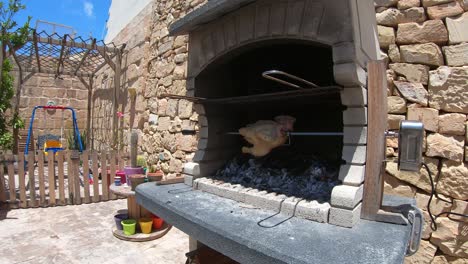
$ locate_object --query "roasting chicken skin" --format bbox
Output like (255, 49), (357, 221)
(239, 115), (296, 157)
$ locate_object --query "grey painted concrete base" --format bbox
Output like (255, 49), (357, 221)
(136, 183), (412, 264)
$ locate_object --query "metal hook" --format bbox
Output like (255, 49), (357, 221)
(262, 70), (319, 89)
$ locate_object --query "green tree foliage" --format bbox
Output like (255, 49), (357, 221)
(0, 0), (30, 150)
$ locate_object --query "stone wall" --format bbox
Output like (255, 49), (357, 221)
(138, 0), (206, 178)
(92, 3), (152, 151)
(93, 0), (205, 172)
(376, 0), (468, 262)
(12, 71), (88, 148)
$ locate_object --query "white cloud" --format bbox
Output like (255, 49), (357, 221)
(83, 1), (94, 17)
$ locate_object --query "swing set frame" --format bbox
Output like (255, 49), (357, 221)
(24, 105), (83, 156)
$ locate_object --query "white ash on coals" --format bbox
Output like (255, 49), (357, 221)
(212, 149), (341, 202)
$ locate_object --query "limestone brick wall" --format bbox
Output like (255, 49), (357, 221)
(12, 72), (88, 145)
(376, 0), (468, 262)
(138, 0), (206, 178)
(92, 3), (152, 151)
(93, 0), (205, 174)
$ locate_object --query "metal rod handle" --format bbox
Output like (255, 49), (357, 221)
(262, 70), (319, 90)
(226, 132), (343, 136)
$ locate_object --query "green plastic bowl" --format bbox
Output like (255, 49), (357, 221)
(121, 219), (137, 235)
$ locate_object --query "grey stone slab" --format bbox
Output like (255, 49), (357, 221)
(136, 183), (413, 264)
(169, 0), (255, 36)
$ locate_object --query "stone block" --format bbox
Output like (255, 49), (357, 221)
(388, 96), (407, 114)
(157, 99), (167, 116)
(178, 100), (193, 119)
(404, 240), (437, 264)
(400, 7), (427, 23)
(407, 106), (439, 132)
(422, 0), (455, 7)
(377, 7), (426, 26)
(343, 126), (367, 145)
(174, 54), (187, 65)
(438, 113), (466, 135)
(430, 217), (468, 257)
(384, 173), (417, 198)
(377, 25), (395, 49)
(388, 44), (401, 63)
(429, 66), (468, 114)
(375, 0), (398, 7)
(332, 42), (355, 64)
(389, 63), (429, 85)
(218, 183), (248, 202)
(198, 115), (208, 127)
(193, 104), (205, 115)
(343, 107), (367, 125)
(199, 126), (209, 139)
(184, 174), (194, 186)
(396, 20), (448, 45)
(398, 0), (421, 9)
(446, 12), (468, 44)
(427, 1), (464, 19)
(415, 192), (452, 215)
(166, 99), (178, 117)
(459, 0), (468, 10)
(400, 43), (444, 67)
(443, 42), (468, 66)
(173, 64), (186, 80)
(390, 144), (400, 158)
(386, 157), (439, 193)
(330, 185), (363, 209)
(156, 116), (171, 131)
(437, 160), (468, 200)
(280, 196), (302, 217)
(449, 199), (468, 222)
(244, 189), (282, 212)
(328, 203), (362, 228)
(183, 162), (200, 176)
(426, 133), (464, 162)
(342, 146), (367, 165)
(339, 165), (365, 186)
(388, 114), (406, 130)
(333, 63), (367, 86)
(295, 200), (330, 223)
(340, 87), (367, 106)
(154, 61), (174, 78)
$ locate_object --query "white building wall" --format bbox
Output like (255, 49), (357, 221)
(105, 0), (152, 43)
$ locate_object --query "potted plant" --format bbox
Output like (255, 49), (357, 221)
(147, 164), (163, 182)
(124, 130), (144, 185)
(129, 173), (145, 191)
(136, 155), (147, 174)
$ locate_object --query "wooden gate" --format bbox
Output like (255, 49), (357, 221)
(0, 151), (128, 209)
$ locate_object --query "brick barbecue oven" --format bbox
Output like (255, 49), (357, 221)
(137, 0), (422, 262)
(173, 0), (380, 228)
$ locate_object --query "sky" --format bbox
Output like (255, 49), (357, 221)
(14, 0), (111, 40)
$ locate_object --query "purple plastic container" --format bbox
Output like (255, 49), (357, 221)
(123, 166), (144, 186)
(114, 213), (128, 230)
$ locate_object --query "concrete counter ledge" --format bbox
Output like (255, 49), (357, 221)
(136, 183), (412, 264)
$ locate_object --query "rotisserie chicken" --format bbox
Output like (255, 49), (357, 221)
(239, 115), (296, 157)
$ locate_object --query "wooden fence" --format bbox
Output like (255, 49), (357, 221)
(0, 151), (128, 209)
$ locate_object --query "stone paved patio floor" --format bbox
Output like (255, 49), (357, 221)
(0, 200), (189, 264)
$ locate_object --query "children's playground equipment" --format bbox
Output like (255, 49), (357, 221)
(23, 105), (92, 185)
(24, 105), (83, 156)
